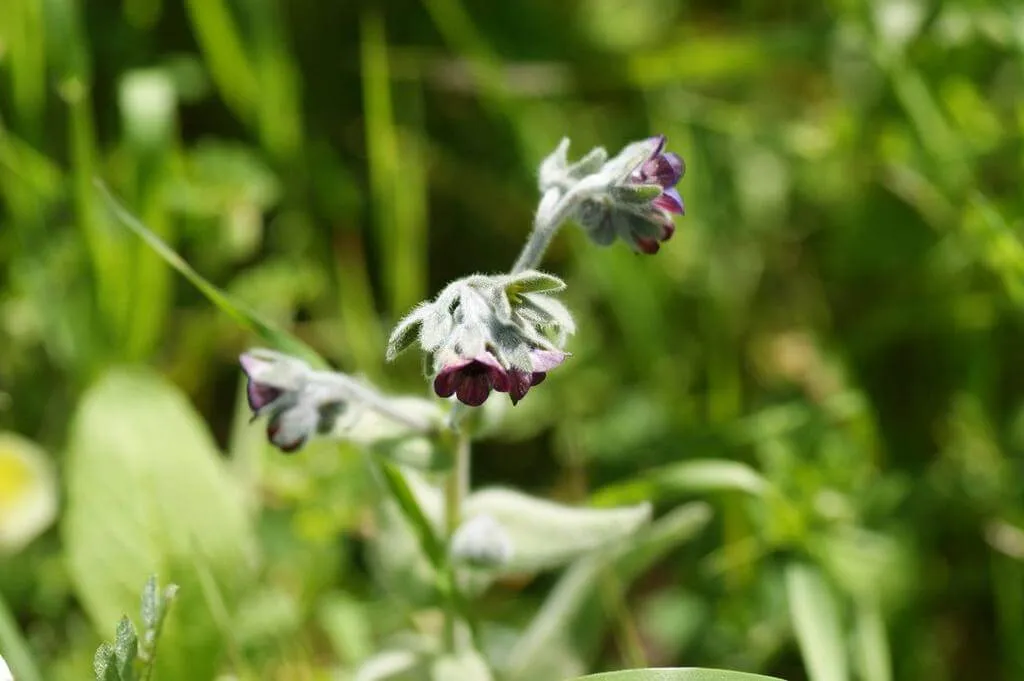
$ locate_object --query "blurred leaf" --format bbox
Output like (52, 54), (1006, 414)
(569, 669), (786, 681)
(785, 562), (850, 681)
(430, 650), (493, 681)
(63, 370), (257, 680)
(354, 649), (428, 681)
(462, 488), (651, 574)
(852, 601), (892, 681)
(591, 459), (770, 506)
(182, 0), (258, 121)
(346, 397), (451, 471)
(94, 180), (325, 367)
(506, 503), (712, 680)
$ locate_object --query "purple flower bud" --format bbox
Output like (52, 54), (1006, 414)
(573, 134), (686, 255)
(239, 350), (351, 454)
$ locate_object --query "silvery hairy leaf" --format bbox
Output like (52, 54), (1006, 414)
(516, 293), (576, 340)
(354, 649), (429, 681)
(430, 650), (494, 681)
(501, 270), (566, 297)
(538, 138), (609, 193)
(387, 302), (432, 361)
(461, 488), (652, 574)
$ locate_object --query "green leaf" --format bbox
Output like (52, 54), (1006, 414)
(610, 183), (664, 204)
(568, 669), (786, 681)
(93, 643), (119, 681)
(591, 459), (770, 507)
(430, 650), (493, 681)
(353, 649), (429, 681)
(377, 463), (446, 567)
(462, 488), (651, 574)
(852, 601), (892, 681)
(504, 270), (566, 296)
(114, 616), (138, 680)
(63, 370), (257, 681)
(506, 503), (712, 680)
(94, 180), (325, 368)
(785, 562), (850, 681)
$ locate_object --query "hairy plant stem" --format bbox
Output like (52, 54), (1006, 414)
(511, 182), (594, 274)
(443, 429), (471, 652)
(316, 370), (438, 434)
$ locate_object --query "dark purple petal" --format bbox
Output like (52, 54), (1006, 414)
(506, 370), (534, 405)
(653, 187), (684, 215)
(433, 368), (462, 398)
(635, 236), (661, 254)
(530, 372), (547, 386)
(247, 381), (283, 412)
(640, 153), (683, 188)
(434, 352), (509, 406)
(660, 220), (676, 242)
(456, 375), (492, 406)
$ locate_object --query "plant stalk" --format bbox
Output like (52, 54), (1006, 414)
(443, 430), (472, 652)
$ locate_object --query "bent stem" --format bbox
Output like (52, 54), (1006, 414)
(443, 429), (471, 651)
(316, 369), (440, 434)
(510, 181), (598, 274)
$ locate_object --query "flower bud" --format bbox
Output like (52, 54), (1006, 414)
(450, 514), (514, 568)
(387, 271), (574, 407)
(239, 350), (350, 453)
(558, 135), (685, 254)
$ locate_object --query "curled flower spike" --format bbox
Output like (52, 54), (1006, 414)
(239, 350), (350, 453)
(542, 134), (685, 254)
(387, 271), (574, 407)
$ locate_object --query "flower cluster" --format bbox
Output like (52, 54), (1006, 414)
(239, 349), (352, 452)
(540, 134), (685, 254)
(387, 270), (574, 407)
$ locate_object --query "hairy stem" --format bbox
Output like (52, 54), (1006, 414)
(443, 430), (472, 651)
(511, 181), (597, 274)
(316, 370), (438, 433)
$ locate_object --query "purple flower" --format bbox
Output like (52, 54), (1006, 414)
(626, 135), (685, 254)
(574, 134), (686, 255)
(433, 348), (567, 407)
(433, 352), (510, 407)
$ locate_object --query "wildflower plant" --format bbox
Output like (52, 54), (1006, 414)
(104, 134), (784, 681)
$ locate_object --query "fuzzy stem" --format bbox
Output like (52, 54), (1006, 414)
(511, 181), (596, 274)
(315, 370), (438, 433)
(443, 430), (471, 651)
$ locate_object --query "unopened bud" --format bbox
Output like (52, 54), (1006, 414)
(450, 514), (514, 568)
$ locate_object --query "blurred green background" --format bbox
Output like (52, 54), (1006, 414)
(2, 0), (1024, 679)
